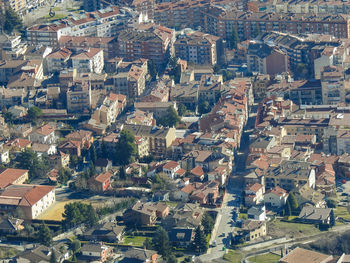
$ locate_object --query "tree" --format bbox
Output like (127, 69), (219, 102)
(143, 237), (153, 250)
(100, 139), (108, 159)
(167, 254), (177, 263)
(3, 111), (14, 124)
(157, 106), (181, 127)
(38, 224), (52, 246)
(198, 101), (211, 115)
(213, 64), (221, 74)
(57, 168), (72, 184)
(230, 27), (240, 49)
(252, 25), (261, 39)
(152, 173), (171, 191)
(89, 161), (96, 177)
(89, 144), (97, 164)
(148, 60), (158, 81)
(50, 249), (57, 263)
(152, 227), (171, 257)
(16, 148), (49, 179)
(178, 103), (187, 116)
(287, 193), (299, 214)
(327, 199), (337, 208)
(4, 8), (23, 34)
(70, 239), (81, 253)
(168, 57), (181, 84)
(86, 204), (98, 227)
(119, 166), (126, 180)
(194, 226), (207, 253)
(114, 130), (137, 165)
(284, 201), (292, 217)
(27, 106), (42, 123)
(63, 202), (98, 229)
(330, 209), (335, 228)
(202, 212), (214, 235)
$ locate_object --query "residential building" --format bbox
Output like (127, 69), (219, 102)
(45, 48), (72, 74)
(83, 0), (100, 12)
(0, 217), (24, 234)
(134, 102), (177, 119)
(0, 168), (28, 189)
(0, 60), (27, 84)
(245, 183), (264, 207)
(321, 65), (346, 105)
(71, 48), (104, 74)
(298, 207), (334, 225)
(169, 228), (194, 248)
(280, 247), (333, 263)
(15, 244), (70, 263)
(65, 130), (94, 149)
(66, 83), (91, 113)
(123, 124), (176, 158)
(247, 205), (266, 221)
(121, 248), (160, 263)
(29, 124), (56, 145)
(264, 186), (288, 209)
(136, 136), (150, 158)
(236, 220), (267, 242)
(95, 158), (112, 173)
(83, 222), (125, 242)
(126, 110), (155, 126)
(0, 184), (55, 219)
(31, 143), (57, 157)
(58, 140), (81, 157)
(123, 202), (168, 226)
(80, 243), (112, 263)
(174, 31), (223, 65)
(247, 42), (288, 75)
(170, 82), (199, 111)
(132, 0), (155, 19)
(88, 172), (113, 192)
(47, 151), (70, 169)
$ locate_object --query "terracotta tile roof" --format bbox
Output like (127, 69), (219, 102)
(5, 138), (31, 149)
(0, 168), (28, 189)
(266, 186), (287, 197)
(280, 247), (332, 263)
(163, 161), (179, 170)
(47, 48), (72, 59)
(181, 184), (195, 194)
(34, 124), (55, 136)
(66, 130), (92, 140)
(246, 183), (262, 193)
(94, 172), (113, 183)
(191, 166), (204, 177)
(71, 48), (102, 59)
(176, 168), (186, 177)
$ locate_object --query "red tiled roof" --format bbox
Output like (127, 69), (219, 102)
(191, 166), (204, 177)
(163, 161), (179, 170)
(35, 124), (55, 136)
(0, 168), (28, 189)
(94, 172), (113, 183)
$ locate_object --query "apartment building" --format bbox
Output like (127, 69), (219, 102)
(45, 48), (72, 74)
(58, 36), (117, 60)
(123, 124), (176, 158)
(71, 48), (104, 74)
(174, 31), (223, 65)
(116, 24), (174, 67)
(132, 0), (155, 19)
(27, 6), (129, 46)
(1, 0), (25, 13)
(134, 101), (177, 119)
(202, 7), (350, 41)
(321, 65), (347, 105)
(66, 83), (92, 113)
(83, 0), (101, 12)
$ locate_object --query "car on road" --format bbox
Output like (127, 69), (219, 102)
(211, 240), (217, 247)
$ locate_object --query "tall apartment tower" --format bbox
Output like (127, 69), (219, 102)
(83, 0), (101, 12)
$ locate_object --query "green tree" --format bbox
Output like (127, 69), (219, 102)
(16, 148), (49, 179)
(143, 237), (153, 250)
(327, 199), (337, 208)
(287, 193), (299, 214)
(167, 254), (177, 263)
(4, 8), (23, 34)
(152, 173), (171, 191)
(330, 209), (335, 228)
(89, 143), (97, 164)
(89, 161), (96, 177)
(86, 204), (98, 227)
(114, 130), (137, 165)
(178, 103), (187, 116)
(57, 168), (72, 184)
(202, 212), (214, 235)
(100, 139), (108, 159)
(63, 202), (98, 229)
(230, 27), (240, 49)
(70, 239), (81, 253)
(3, 111), (14, 124)
(152, 227), (171, 257)
(119, 166), (126, 180)
(50, 249), (57, 263)
(157, 106), (181, 127)
(38, 224), (52, 246)
(168, 57), (181, 84)
(284, 200), (292, 217)
(148, 60), (158, 81)
(27, 106), (42, 123)
(213, 64), (221, 74)
(198, 101), (211, 115)
(252, 25), (261, 39)
(194, 226), (207, 253)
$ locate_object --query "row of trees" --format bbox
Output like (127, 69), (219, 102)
(62, 202), (98, 229)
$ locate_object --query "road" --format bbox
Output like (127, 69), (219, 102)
(198, 179), (243, 262)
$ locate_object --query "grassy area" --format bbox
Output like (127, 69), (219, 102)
(122, 235), (147, 247)
(238, 213), (247, 220)
(0, 247), (20, 259)
(247, 253), (281, 263)
(334, 206), (350, 220)
(42, 14), (66, 21)
(52, 7), (61, 11)
(223, 249), (243, 263)
(268, 219), (320, 238)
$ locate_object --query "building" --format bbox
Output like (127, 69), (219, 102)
(245, 183), (264, 207)
(66, 130), (94, 149)
(247, 205), (266, 221)
(121, 248), (160, 263)
(45, 48), (72, 74)
(134, 102), (177, 119)
(321, 65), (346, 105)
(1, 0), (25, 13)
(116, 24), (174, 67)
(66, 83), (91, 113)
(123, 124), (176, 158)
(83, 0), (100, 12)
(83, 222), (125, 242)
(174, 31), (223, 65)
(0, 184), (55, 219)
(298, 207), (334, 225)
(247, 42), (288, 75)
(135, 136), (150, 158)
(0, 168), (28, 189)
(71, 48), (104, 74)
(29, 124), (56, 145)
(132, 0), (155, 19)
(264, 186), (288, 209)
(88, 172), (113, 192)
(279, 247), (333, 263)
(236, 220), (267, 242)
(80, 243), (112, 263)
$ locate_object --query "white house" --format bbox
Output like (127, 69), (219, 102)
(31, 143), (57, 157)
(29, 124), (56, 145)
(163, 160), (180, 179)
(245, 183), (265, 207)
(248, 205), (266, 221)
(0, 146), (9, 164)
(264, 186), (288, 209)
(71, 48), (104, 74)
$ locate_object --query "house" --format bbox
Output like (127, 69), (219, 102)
(0, 148), (9, 164)
(66, 130), (94, 149)
(0, 184), (55, 219)
(279, 247), (333, 263)
(15, 244), (70, 263)
(189, 181), (220, 205)
(31, 143), (57, 157)
(245, 183), (264, 207)
(47, 151), (70, 169)
(88, 172), (113, 192)
(248, 205), (266, 221)
(7, 105), (27, 118)
(173, 184), (194, 202)
(120, 248), (160, 263)
(58, 140), (81, 157)
(235, 220), (267, 242)
(0, 217), (24, 234)
(29, 124), (56, 145)
(0, 168), (29, 189)
(264, 186), (288, 209)
(169, 227), (194, 248)
(71, 48), (104, 74)
(135, 136), (150, 158)
(123, 202), (169, 226)
(162, 160), (180, 179)
(298, 207), (334, 225)
(291, 184), (326, 208)
(3, 138), (31, 153)
(95, 158), (112, 173)
(80, 243), (112, 263)
(191, 166), (205, 181)
(83, 222), (125, 242)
